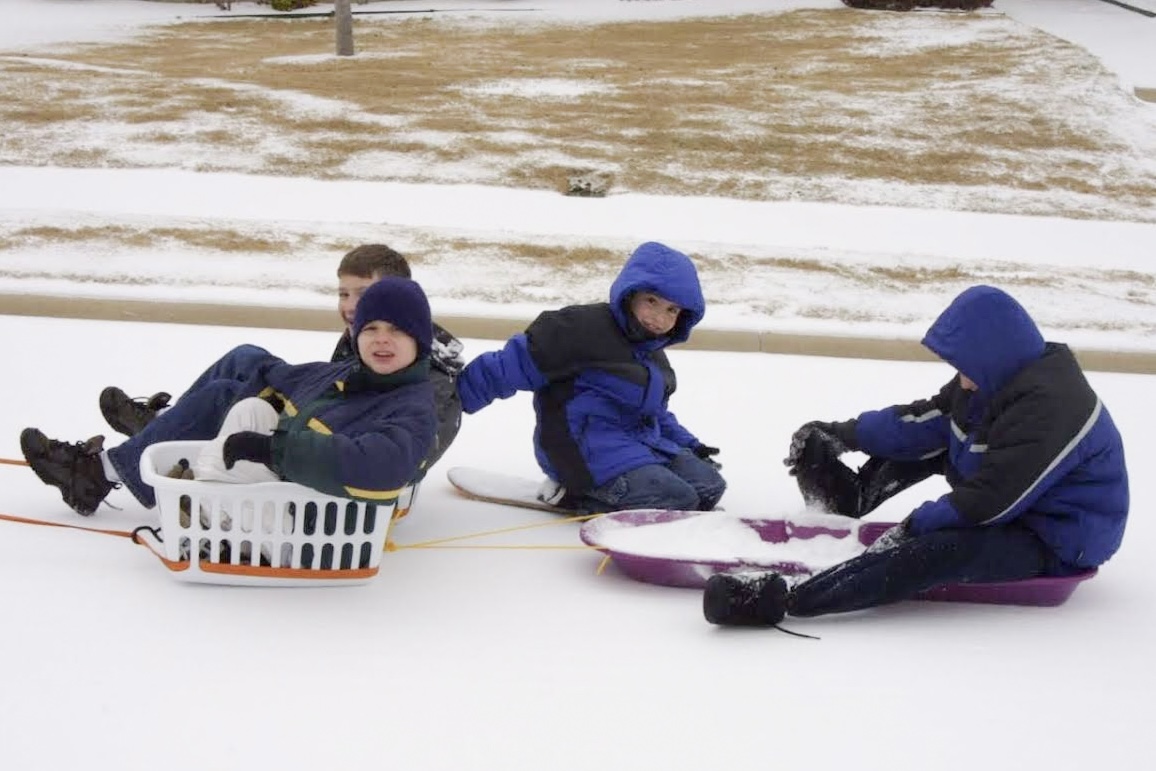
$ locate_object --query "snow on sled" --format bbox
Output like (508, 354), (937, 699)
(446, 466), (574, 514)
(579, 510), (1097, 607)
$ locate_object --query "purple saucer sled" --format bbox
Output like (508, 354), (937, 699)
(579, 511), (1097, 607)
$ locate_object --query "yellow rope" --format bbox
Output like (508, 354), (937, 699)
(387, 542), (600, 551)
(383, 511), (614, 579)
(386, 512), (600, 551)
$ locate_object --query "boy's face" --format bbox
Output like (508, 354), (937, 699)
(357, 321), (418, 375)
(959, 373), (979, 391)
(629, 291), (682, 336)
(338, 273), (379, 331)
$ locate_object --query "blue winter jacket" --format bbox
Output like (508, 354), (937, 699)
(852, 286), (1129, 568)
(457, 242), (707, 493)
(246, 354), (437, 502)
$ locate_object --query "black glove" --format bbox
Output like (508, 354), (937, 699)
(222, 431), (274, 470)
(783, 420), (857, 473)
(693, 444), (722, 469)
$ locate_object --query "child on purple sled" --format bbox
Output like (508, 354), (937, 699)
(456, 241), (726, 514)
(705, 285), (1129, 627)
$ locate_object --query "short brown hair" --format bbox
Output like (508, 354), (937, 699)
(337, 244), (411, 279)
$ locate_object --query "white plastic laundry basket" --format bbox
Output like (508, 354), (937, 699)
(137, 441), (398, 587)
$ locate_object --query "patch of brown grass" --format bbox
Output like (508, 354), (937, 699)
(428, 239), (621, 274)
(0, 9), (1150, 215)
(8, 225), (301, 253)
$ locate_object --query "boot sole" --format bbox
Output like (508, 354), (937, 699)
(19, 428), (61, 487)
(19, 428), (105, 516)
(703, 572), (788, 627)
(703, 574), (752, 626)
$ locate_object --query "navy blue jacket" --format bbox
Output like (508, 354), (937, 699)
(853, 286), (1129, 568)
(243, 353), (437, 503)
(331, 321), (463, 469)
(457, 242), (707, 493)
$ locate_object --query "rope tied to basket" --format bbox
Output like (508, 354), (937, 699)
(0, 508), (611, 564)
(2, 449), (611, 581)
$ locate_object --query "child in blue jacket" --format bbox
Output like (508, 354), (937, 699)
(457, 241), (725, 513)
(21, 277), (438, 516)
(705, 285), (1129, 626)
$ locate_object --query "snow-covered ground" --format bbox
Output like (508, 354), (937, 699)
(1, 317), (1152, 771)
(0, 3), (1154, 769)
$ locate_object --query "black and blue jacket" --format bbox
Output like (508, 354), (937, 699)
(852, 286), (1129, 568)
(457, 242), (707, 494)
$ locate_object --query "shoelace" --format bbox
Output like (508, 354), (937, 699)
(773, 624), (820, 640)
(139, 393), (171, 411)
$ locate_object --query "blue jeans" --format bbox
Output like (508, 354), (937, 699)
(789, 523), (1073, 617)
(105, 348), (269, 507)
(184, 344), (273, 393)
(581, 450), (726, 513)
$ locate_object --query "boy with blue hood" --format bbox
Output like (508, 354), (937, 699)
(705, 285), (1129, 626)
(457, 241), (726, 513)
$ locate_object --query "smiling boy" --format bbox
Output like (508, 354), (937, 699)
(99, 244), (463, 471)
(21, 278), (438, 515)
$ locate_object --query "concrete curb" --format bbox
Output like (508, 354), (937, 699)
(1, 293), (1153, 375)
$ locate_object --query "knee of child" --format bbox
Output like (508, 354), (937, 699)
(231, 343), (270, 358)
(698, 479), (726, 511)
(666, 483), (700, 512)
(225, 397), (280, 431)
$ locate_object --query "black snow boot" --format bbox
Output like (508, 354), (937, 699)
(703, 571), (789, 627)
(792, 432), (862, 517)
(99, 386), (171, 437)
(20, 429), (117, 516)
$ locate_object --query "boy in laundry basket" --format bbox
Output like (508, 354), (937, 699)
(97, 243), (464, 474)
(21, 277), (437, 517)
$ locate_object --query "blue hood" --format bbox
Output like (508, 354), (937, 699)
(922, 285), (1045, 395)
(608, 242), (705, 346)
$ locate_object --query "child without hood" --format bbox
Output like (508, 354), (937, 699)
(20, 278), (438, 516)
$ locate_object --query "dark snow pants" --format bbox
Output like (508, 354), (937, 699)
(787, 434), (1078, 617)
(788, 523), (1070, 617)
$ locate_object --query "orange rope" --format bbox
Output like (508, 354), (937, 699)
(0, 511), (134, 539)
(0, 505), (614, 574)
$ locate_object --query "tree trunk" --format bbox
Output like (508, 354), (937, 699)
(335, 0), (355, 57)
